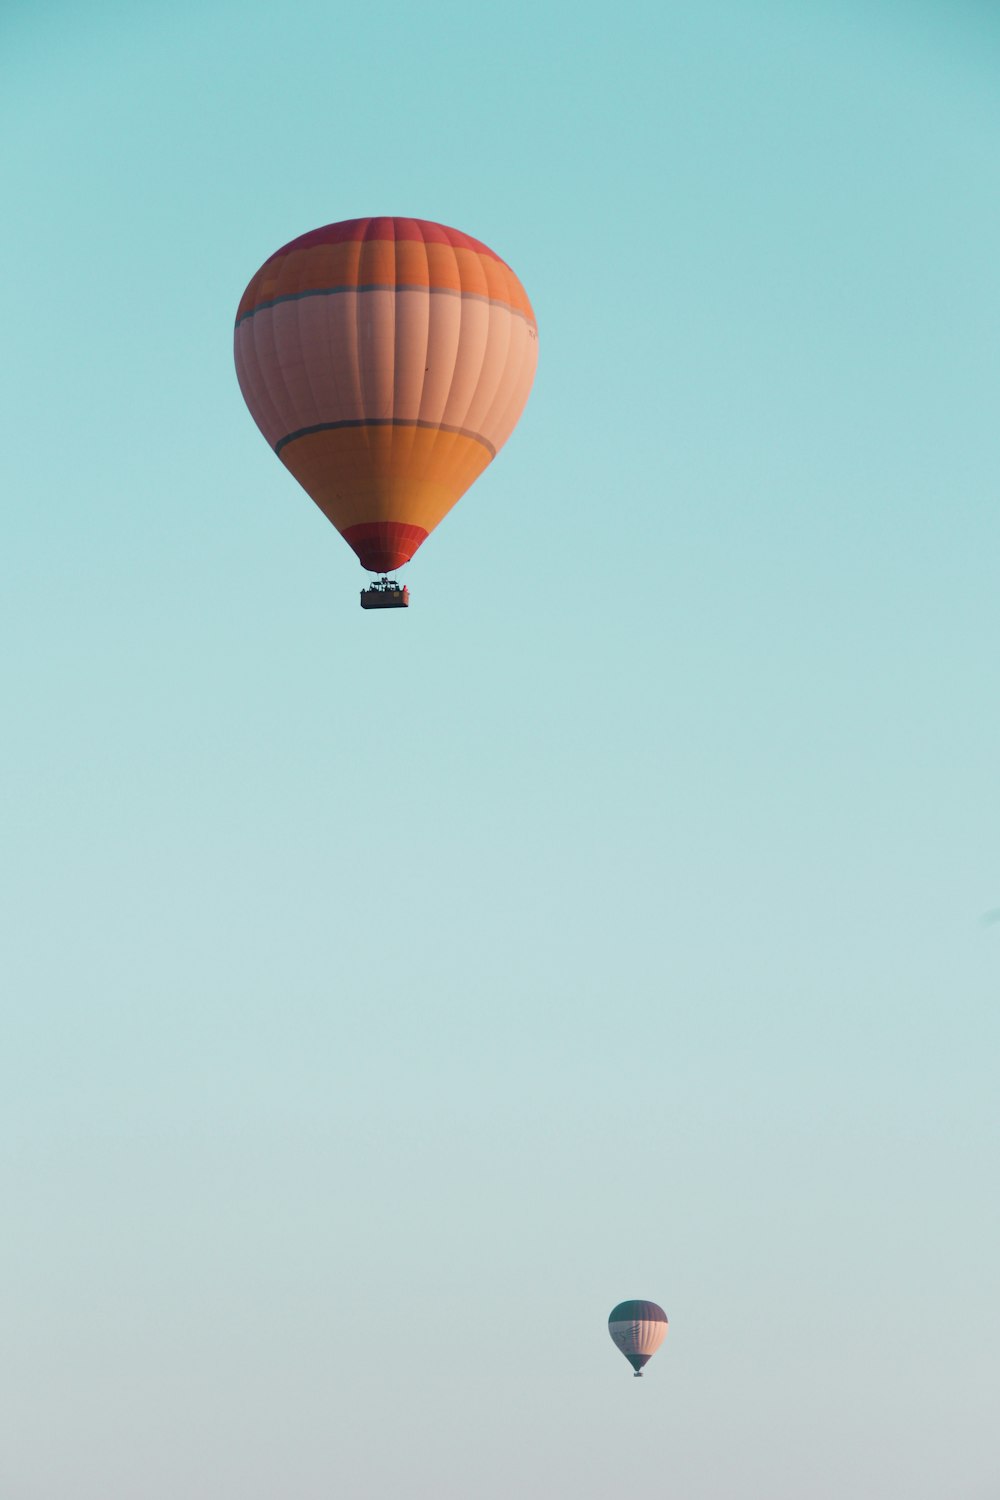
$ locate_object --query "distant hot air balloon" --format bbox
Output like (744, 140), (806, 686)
(608, 1300), (669, 1377)
(234, 216), (538, 608)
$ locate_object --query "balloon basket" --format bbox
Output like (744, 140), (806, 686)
(360, 577), (410, 609)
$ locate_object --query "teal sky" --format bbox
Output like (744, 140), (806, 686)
(2, 2), (999, 1496)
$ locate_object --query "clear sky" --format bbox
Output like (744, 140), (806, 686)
(2, 1), (999, 1496)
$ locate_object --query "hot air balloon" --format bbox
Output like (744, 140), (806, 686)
(234, 216), (538, 608)
(608, 1300), (669, 1377)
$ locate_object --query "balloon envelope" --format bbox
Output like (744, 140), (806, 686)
(234, 216), (538, 573)
(608, 1299), (669, 1374)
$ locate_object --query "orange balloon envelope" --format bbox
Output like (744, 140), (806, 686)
(234, 217), (538, 575)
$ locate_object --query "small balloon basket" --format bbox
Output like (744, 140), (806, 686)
(360, 577), (410, 610)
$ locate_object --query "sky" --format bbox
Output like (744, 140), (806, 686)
(2, 0), (999, 1496)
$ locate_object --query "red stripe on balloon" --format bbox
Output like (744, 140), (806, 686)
(266, 217), (506, 264)
(341, 521), (430, 573)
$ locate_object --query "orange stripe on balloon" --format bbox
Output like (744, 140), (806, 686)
(236, 235), (535, 323)
(276, 424), (493, 538)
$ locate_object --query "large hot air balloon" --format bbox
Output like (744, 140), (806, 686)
(608, 1300), (669, 1377)
(234, 216), (538, 608)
